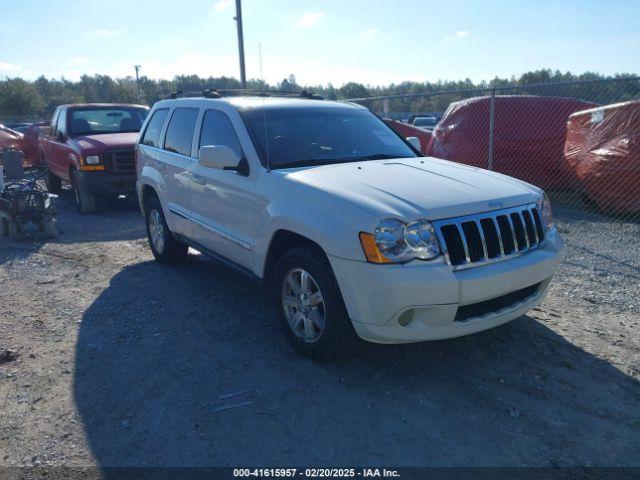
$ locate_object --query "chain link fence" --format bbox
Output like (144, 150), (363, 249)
(347, 78), (640, 318)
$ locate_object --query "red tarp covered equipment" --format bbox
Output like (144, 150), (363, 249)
(565, 100), (640, 213)
(426, 95), (597, 189)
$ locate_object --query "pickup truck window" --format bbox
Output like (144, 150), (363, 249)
(163, 108), (199, 157)
(141, 108), (169, 148)
(50, 108), (61, 133)
(56, 109), (67, 137)
(69, 107), (148, 136)
(198, 110), (243, 158)
(241, 107), (416, 169)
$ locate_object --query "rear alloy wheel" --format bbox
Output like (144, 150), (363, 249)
(71, 170), (97, 214)
(144, 196), (188, 265)
(148, 209), (166, 254)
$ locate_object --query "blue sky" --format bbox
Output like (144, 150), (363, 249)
(1, 0), (638, 86)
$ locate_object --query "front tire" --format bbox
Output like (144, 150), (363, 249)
(71, 170), (97, 214)
(144, 196), (188, 265)
(272, 246), (356, 361)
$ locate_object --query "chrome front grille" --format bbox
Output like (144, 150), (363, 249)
(433, 204), (545, 270)
(103, 148), (136, 174)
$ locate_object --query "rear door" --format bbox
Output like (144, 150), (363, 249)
(156, 107), (200, 237)
(189, 108), (254, 269)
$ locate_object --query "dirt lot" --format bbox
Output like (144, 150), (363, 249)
(1, 192), (639, 470)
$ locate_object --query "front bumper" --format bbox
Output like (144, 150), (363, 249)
(329, 228), (563, 343)
(76, 170), (136, 196)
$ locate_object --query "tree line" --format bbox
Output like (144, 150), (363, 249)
(0, 69), (638, 122)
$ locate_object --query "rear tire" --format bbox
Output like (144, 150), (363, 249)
(44, 166), (62, 194)
(144, 195), (188, 265)
(272, 246), (357, 361)
(71, 170), (97, 214)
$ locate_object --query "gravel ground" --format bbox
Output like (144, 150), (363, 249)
(0, 193), (639, 472)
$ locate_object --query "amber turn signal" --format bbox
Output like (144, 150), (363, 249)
(78, 165), (105, 171)
(359, 232), (393, 264)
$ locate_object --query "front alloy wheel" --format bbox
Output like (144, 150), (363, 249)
(272, 246), (357, 360)
(282, 268), (326, 343)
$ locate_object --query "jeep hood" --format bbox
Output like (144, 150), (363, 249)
(281, 157), (541, 220)
(71, 132), (139, 153)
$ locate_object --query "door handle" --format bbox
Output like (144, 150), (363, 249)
(153, 160), (165, 170)
(191, 173), (206, 185)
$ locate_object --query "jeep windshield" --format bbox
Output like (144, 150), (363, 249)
(240, 107), (417, 169)
(69, 107), (149, 136)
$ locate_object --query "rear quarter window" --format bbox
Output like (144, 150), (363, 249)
(163, 108), (199, 157)
(141, 108), (169, 148)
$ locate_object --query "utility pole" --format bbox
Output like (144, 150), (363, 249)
(234, 0), (247, 88)
(133, 65), (142, 101)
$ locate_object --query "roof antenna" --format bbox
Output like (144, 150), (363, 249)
(258, 42), (269, 169)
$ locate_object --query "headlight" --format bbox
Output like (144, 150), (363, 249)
(359, 218), (441, 264)
(537, 192), (553, 230)
(85, 155), (101, 165)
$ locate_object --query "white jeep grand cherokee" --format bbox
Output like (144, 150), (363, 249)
(136, 92), (563, 359)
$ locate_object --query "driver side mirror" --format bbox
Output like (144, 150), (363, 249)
(198, 145), (241, 171)
(406, 136), (421, 151)
(56, 131), (66, 142)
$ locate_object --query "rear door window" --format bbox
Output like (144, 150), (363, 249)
(163, 108), (199, 157)
(141, 108), (169, 148)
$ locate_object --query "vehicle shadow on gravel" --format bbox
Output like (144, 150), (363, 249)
(0, 191), (145, 265)
(74, 255), (640, 468)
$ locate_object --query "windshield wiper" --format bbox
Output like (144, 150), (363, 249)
(273, 154), (414, 169)
(272, 158), (341, 169)
(352, 154), (413, 160)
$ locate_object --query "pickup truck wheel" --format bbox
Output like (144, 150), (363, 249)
(273, 246), (356, 361)
(44, 167), (62, 194)
(144, 196), (188, 265)
(71, 171), (97, 214)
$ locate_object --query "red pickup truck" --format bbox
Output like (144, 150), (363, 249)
(40, 103), (149, 213)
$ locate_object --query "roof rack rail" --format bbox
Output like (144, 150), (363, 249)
(165, 89), (323, 100)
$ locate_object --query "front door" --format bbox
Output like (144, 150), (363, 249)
(48, 108), (71, 179)
(189, 109), (254, 269)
